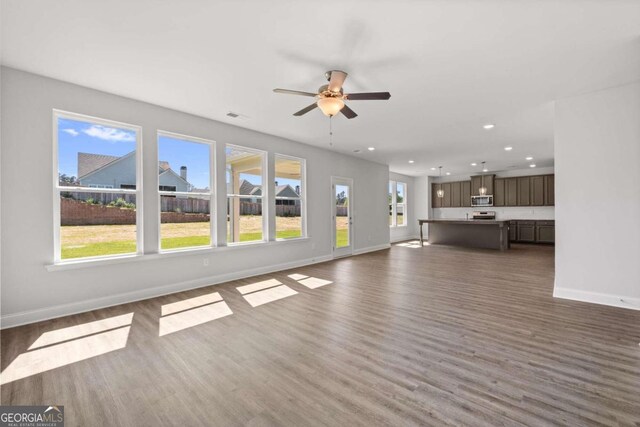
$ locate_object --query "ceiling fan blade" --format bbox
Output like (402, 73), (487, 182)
(341, 104), (358, 119)
(273, 88), (318, 97)
(328, 70), (348, 92)
(293, 103), (318, 116)
(345, 92), (391, 100)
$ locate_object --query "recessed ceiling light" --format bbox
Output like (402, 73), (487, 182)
(526, 156), (533, 161)
(408, 160), (415, 164)
(430, 167), (436, 171)
(529, 164), (536, 168)
(504, 146), (513, 151)
(483, 124), (495, 129)
(367, 147), (375, 151)
(446, 172), (451, 176)
(470, 162), (477, 166)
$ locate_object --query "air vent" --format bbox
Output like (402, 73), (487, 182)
(226, 112), (240, 118)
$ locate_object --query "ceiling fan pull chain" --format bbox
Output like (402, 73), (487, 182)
(329, 116), (333, 147)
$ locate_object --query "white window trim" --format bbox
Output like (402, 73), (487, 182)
(157, 130), (217, 253)
(397, 181), (408, 227)
(52, 110), (143, 264)
(389, 180), (397, 227)
(225, 144), (268, 246)
(274, 153), (307, 240)
(389, 180), (407, 228)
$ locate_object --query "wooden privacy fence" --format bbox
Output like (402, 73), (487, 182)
(336, 206), (348, 217)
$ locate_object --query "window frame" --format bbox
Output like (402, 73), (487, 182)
(274, 154), (307, 240)
(396, 181), (407, 227)
(52, 109), (143, 263)
(225, 143), (268, 246)
(157, 130), (216, 253)
(389, 180), (397, 227)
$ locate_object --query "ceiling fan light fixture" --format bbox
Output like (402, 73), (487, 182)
(317, 97), (345, 117)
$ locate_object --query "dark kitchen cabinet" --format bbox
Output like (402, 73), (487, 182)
(505, 178), (518, 206)
(531, 176), (545, 206)
(494, 178), (505, 206)
(442, 183), (452, 207)
(471, 174), (494, 196)
(517, 220), (536, 242)
(461, 181), (471, 207)
(544, 175), (555, 206)
(509, 221), (517, 241)
(432, 184), (442, 208)
(451, 181), (462, 207)
(536, 221), (555, 243)
(517, 177), (531, 206)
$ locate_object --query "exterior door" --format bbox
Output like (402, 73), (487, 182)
(332, 177), (353, 257)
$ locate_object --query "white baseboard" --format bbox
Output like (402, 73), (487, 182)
(1, 254), (333, 329)
(352, 243), (391, 255)
(553, 286), (640, 311)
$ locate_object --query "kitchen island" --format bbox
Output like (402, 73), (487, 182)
(418, 219), (510, 251)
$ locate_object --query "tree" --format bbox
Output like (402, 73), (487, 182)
(58, 173), (78, 186)
(336, 191), (348, 206)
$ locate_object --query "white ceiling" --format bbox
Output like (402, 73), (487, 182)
(2, 0), (639, 176)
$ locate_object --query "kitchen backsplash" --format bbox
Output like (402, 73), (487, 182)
(433, 206), (554, 220)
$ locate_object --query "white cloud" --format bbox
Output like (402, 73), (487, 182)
(83, 125), (135, 142)
(62, 128), (79, 136)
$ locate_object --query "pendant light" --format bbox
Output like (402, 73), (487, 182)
(436, 166), (445, 198)
(479, 161), (488, 195)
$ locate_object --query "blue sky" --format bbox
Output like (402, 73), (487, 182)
(59, 118), (301, 191)
(58, 118), (136, 179)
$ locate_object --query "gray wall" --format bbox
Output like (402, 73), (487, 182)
(0, 67), (390, 326)
(554, 81), (640, 310)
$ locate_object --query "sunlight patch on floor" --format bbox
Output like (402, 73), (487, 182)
(287, 273), (309, 281)
(395, 240), (425, 248)
(237, 278), (282, 295)
(2, 314), (133, 385)
(28, 313), (133, 350)
(159, 301), (232, 336)
(297, 277), (333, 289)
(161, 292), (223, 316)
(242, 285), (298, 307)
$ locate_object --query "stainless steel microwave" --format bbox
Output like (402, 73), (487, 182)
(471, 195), (493, 207)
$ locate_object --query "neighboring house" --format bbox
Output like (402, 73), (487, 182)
(78, 151), (193, 192)
(229, 179), (301, 205)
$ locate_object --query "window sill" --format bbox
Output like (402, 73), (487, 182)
(46, 237), (311, 272)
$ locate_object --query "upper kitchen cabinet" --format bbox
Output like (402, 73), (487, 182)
(461, 181), (472, 207)
(517, 176), (531, 206)
(544, 175), (555, 206)
(432, 183), (443, 208)
(505, 178), (518, 206)
(494, 178), (505, 206)
(531, 175), (545, 206)
(442, 182), (452, 207)
(450, 181), (462, 207)
(471, 174), (495, 196)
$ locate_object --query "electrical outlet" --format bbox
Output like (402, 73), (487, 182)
(203, 258), (210, 267)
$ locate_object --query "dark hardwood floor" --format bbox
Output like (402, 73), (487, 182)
(2, 243), (639, 426)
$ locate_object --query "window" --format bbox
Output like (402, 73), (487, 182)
(396, 182), (407, 226)
(274, 155), (306, 240)
(54, 110), (142, 261)
(226, 145), (266, 244)
(389, 181), (395, 226)
(389, 181), (407, 227)
(158, 132), (215, 251)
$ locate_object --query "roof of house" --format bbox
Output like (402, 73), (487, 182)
(77, 152), (119, 178)
(78, 152), (191, 186)
(237, 179), (299, 198)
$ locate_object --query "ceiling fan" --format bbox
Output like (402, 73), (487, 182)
(273, 70), (391, 119)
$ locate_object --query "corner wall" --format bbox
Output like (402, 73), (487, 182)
(554, 81), (640, 310)
(0, 67), (390, 327)
(388, 172), (419, 242)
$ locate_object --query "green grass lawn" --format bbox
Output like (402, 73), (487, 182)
(336, 228), (348, 247)
(62, 229), (308, 259)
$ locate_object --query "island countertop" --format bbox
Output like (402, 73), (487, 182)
(418, 218), (510, 226)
